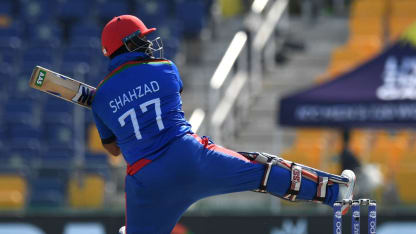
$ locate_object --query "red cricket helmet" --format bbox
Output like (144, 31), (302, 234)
(101, 15), (156, 57)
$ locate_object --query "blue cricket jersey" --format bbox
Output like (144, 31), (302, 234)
(91, 52), (192, 165)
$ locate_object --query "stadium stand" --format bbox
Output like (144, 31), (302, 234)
(0, 174), (27, 210)
(0, 0), (214, 210)
(29, 176), (67, 207)
(289, 0), (416, 205)
(7, 0), (416, 214)
(68, 174), (105, 208)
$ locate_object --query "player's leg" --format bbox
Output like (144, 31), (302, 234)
(122, 134), (355, 233)
(187, 135), (354, 208)
(124, 172), (195, 234)
(238, 152), (355, 213)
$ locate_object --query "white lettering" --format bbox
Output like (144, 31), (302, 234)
(144, 84), (152, 95)
(136, 86), (143, 97)
(115, 96), (122, 109)
(108, 81), (161, 113)
(150, 81), (160, 92)
(128, 89), (137, 100)
(122, 93), (130, 105)
(109, 101), (117, 113)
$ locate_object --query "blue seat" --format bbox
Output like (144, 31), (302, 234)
(20, 0), (57, 23)
(69, 23), (101, 41)
(60, 48), (95, 76)
(96, 0), (130, 22)
(68, 36), (101, 54)
(62, 48), (95, 64)
(22, 47), (56, 79)
(0, 21), (22, 38)
(135, 0), (171, 27)
(0, 48), (20, 66)
(22, 59), (55, 78)
(155, 21), (183, 59)
(175, 0), (207, 37)
(40, 148), (74, 167)
(0, 36), (22, 58)
(7, 74), (45, 100)
(56, 0), (92, 21)
(36, 166), (70, 179)
(85, 74), (103, 87)
(27, 22), (63, 48)
(44, 123), (74, 147)
(29, 177), (66, 207)
(85, 152), (108, 166)
(85, 152), (110, 179)
(0, 143), (12, 167)
(9, 124), (41, 141)
(44, 96), (74, 113)
(0, 0), (13, 15)
(4, 98), (37, 124)
(23, 46), (54, 62)
(0, 59), (16, 87)
(5, 98), (36, 112)
(8, 142), (41, 166)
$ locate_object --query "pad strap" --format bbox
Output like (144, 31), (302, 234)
(283, 164), (302, 201)
(239, 152), (340, 203)
(313, 176), (329, 203)
(257, 160), (275, 193)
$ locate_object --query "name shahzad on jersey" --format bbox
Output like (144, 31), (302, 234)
(109, 81), (160, 113)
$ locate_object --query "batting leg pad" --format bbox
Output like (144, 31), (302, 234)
(239, 152), (350, 203)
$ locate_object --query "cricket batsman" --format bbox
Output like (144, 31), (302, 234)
(93, 15), (356, 234)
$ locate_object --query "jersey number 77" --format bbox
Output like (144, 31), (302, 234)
(118, 98), (165, 140)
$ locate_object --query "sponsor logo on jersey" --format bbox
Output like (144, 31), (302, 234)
(35, 70), (46, 87)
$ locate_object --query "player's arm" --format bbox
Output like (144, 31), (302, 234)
(102, 137), (121, 156)
(92, 111), (120, 156)
(169, 61), (183, 94)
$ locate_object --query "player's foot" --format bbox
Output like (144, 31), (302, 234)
(337, 169), (356, 215)
(119, 226), (125, 234)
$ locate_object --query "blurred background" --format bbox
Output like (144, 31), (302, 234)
(1, 0), (416, 233)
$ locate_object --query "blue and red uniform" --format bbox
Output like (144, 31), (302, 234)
(92, 52), (340, 234)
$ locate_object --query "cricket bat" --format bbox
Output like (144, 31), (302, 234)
(29, 66), (96, 109)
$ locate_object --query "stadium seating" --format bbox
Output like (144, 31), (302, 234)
(44, 123), (74, 148)
(349, 129), (370, 158)
(369, 130), (410, 174)
(317, 0), (388, 82)
(56, 0), (93, 22)
(0, 174), (27, 210)
(29, 176), (66, 207)
(284, 129), (326, 170)
(68, 174), (105, 208)
(395, 144), (416, 202)
(27, 21), (64, 48)
(0, 0), (214, 210)
(0, 0), (13, 16)
(4, 98), (39, 125)
(350, 0), (387, 18)
(95, 0), (130, 23)
(218, 0), (244, 18)
(87, 124), (107, 154)
(388, 0), (416, 41)
(19, 0), (57, 23)
(395, 165), (416, 203)
(175, 0), (207, 38)
(135, 0), (171, 28)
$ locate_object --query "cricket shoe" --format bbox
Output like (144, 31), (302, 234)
(119, 226), (125, 234)
(337, 169), (356, 215)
